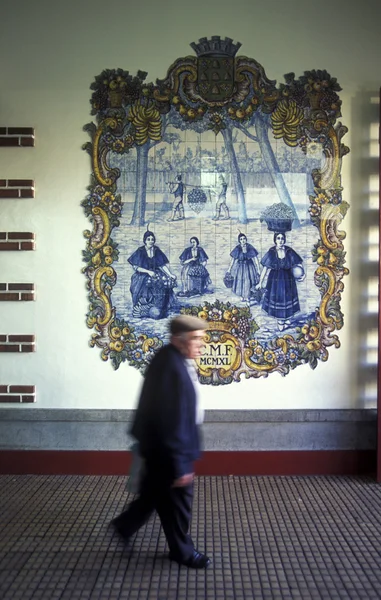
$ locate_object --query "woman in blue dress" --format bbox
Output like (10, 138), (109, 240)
(128, 230), (177, 319)
(178, 236), (211, 297)
(256, 232), (304, 331)
(227, 233), (260, 302)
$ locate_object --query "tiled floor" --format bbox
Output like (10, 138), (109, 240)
(1, 475), (381, 599)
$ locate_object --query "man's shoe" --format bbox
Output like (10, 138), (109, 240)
(110, 518), (130, 543)
(169, 550), (211, 569)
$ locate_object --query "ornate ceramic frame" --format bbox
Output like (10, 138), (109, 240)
(82, 37), (349, 384)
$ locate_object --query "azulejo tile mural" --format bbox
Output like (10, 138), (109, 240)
(82, 36), (349, 384)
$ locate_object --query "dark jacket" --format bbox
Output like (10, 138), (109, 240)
(131, 344), (200, 480)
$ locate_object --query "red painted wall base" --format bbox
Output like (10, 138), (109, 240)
(0, 450), (376, 476)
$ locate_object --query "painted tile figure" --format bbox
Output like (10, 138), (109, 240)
(212, 174), (230, 221)
(227, 233), (260, 302)
(167, 174), (185, 222)
(257, 232), (304, 331)
(178, 237), (211, 298)
(128, 230), (177, 319)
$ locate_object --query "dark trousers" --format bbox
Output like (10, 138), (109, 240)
(114, 458), (195, 560)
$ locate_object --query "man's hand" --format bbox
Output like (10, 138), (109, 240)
(172, 473), (194, 487)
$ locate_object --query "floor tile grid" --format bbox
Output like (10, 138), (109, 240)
(238, 477), (307, 600)
(1, 475), (381, 599)
(1, 476), (126, 600)
(67, 477), (143, 600)
(306, 476), (381, 598)
(223, 477), (267, 599)
(302, 476), (379, 592)
(269, 476), (358, 598)
(241, 476), (326, 600)
(274, 476), (380, 599)
(206, 477), (244, 599)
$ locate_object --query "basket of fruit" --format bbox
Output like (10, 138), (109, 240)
(260, 203), (295, 232)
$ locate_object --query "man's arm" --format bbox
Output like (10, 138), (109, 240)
(156, 360), (195, 481)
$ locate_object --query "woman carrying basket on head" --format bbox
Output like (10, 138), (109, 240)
(256, 231), (304, 331)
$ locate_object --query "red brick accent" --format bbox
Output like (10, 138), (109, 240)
(0, 345), (20, 352)
(0, 189), (18, 198)
(0, 385), (36, 403)
(20, 137), (34, 147)
(9, 385), (35, 393)
(0, 179), (35, 199)
(0, 232), (36, 250)
(20, 241), (35, 250)
(0, 293), (19, 301)
(7, 128), (34, 135)
(21, 395), (35, 402)
(0, 242), (19, 251)
(8, 232), (35, 240)
(0, 284), (35, 301)
(0, 138), (19, 147)
(21, 345), (35, 353)
(0, 395), (21, 402)
(7, 179), (34, 186)
(20, 188), (35, 198)
(8, 334), (35, 342)
(0, 127), (35, 147)
(0, 335), (36, 352)
(8, 283), (34, 290)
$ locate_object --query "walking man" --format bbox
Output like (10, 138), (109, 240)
(111, 315), (211, 569)
(168, 174), (185, 221)
(212, 174), (230, 220)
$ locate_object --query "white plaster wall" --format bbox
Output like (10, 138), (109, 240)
(0, 0), (379, 409)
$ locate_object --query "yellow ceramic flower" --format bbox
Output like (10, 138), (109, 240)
(306, 339), (321, 352)
(92, 252), (101, 267)
(111, 327), (122, 338)
(264, 350), (276, 363)
(315, 192), (329, 205)
(248, 339), (258, 348)
(110, 340), (124, 352)
(309, 326), (319, 339)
